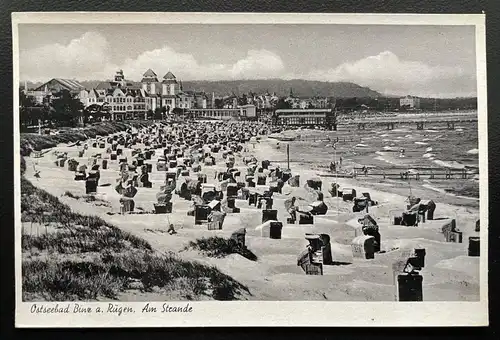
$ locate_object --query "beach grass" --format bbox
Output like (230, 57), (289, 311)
(22, 259), (127, 301)
(187, 236), (258, 261)
(62, 190), (112, 206)
(23, 251), (250, 301)
(21, 177), (249, 301)
(444, 181), (480, 198)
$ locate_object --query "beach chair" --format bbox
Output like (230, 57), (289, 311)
(351, 235), (376, 259)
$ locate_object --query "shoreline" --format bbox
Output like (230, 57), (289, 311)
(264, 135), (479, 206)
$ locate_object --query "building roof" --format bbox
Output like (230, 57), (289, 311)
(97, 87), (149, 98)
(143, 68), (157, 77)
(141, 77), (159, 83)
(163, 71), (176, 79)
(141, 68), (159, 83)
(162, 71), (177, 83)
(95, 81), (142, 90)
(34, 78), (86, 92)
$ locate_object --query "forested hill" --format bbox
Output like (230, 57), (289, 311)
(23, 79), (382, 98)
(181, 79), (382, 98)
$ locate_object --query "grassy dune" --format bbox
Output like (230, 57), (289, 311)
(21, 177), (250, 301)
(187, 236), (258, 261)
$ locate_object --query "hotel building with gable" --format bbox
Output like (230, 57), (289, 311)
(27, 69), (210, 120)
(24, 68), (259, 121)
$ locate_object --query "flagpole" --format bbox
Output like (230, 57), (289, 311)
(334, 141), (339, 216)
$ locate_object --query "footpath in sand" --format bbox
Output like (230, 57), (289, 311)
(23, 131), (480, 301)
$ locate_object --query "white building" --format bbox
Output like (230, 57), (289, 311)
(400, 95), (421, 109)
(188, 104), (257, 121)
(24, 70), (212, 120)
(239, 104), (257, 118)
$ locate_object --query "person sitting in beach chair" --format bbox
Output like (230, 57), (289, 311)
(285, 196), (298, 222)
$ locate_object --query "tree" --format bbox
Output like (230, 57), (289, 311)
(154, 107), (162, 120)
(18, 89), (54, 131)
(172, 107), (183, 116)
(146, 109), (154, 120)
(214, 98), (224, 109)
(82, 103), (108, 126)
(19, 89), (36, 108)
(275, 98), (291, 110)
(238, 94), (248, 106)
(50, 89), (84, 127)
(19, 89), (36, 129)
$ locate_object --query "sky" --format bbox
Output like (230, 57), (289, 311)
(17, 24), (477, 98)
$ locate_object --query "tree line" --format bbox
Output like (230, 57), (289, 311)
(19, 89), (87, 131)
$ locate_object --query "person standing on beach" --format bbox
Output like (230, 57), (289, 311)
(330, 161), (336, 173)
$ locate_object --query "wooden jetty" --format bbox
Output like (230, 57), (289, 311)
(319, 166), (478, 181)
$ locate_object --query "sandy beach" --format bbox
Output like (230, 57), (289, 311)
(21, 123), (480, 301)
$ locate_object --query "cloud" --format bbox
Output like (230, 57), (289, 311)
(302, 51), (476, 97)
(20, 32), (286, 82)
(19, 33), (475, 97)
(229, 50), (285, 79)
(20, 32), (115, 82)
(120, 47), (285, 81)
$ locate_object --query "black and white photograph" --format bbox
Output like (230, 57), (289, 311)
(13, 12), (488, 327)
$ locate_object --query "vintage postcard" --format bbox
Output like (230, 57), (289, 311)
(13, 12), (488, 327)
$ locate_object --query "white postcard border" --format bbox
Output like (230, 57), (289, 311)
(12, 12), (488, 327)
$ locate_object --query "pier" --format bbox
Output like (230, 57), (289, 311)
(322, 166), (478, 181)
(341, 114), (478, 131)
